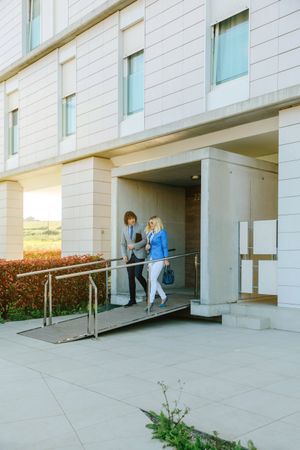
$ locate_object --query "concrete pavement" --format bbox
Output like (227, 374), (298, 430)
(1, 315), (300, 450)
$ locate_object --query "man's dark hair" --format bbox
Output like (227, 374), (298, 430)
(124, 211), (137, 225)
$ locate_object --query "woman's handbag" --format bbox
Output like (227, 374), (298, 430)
(162, 265), (175, 285)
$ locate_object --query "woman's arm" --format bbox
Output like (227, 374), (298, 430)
(161, 229), (168, 258)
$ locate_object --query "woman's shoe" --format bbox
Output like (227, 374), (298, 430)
(159, 296), (168, 308)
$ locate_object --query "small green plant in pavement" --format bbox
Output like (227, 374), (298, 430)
(145, 381), (257, 450)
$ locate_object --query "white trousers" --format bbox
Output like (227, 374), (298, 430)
(149, 260), (166, 304)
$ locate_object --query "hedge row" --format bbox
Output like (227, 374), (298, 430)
(0, 254), (106, 320)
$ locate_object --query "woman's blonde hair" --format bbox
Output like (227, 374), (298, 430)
(145, 216), (164, 233)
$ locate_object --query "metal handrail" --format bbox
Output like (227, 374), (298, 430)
(16, 257), (122, 278)
(16, 256), (122, 327)
(56, 252), (199, 280)
(55, 251), (200, 339)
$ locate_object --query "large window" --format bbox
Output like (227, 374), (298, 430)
(125, 50), (144, 115)
(212, 9), (249, 85)
(8, 109), (18, 156)
(62, 94), (76, 137)
(61, 59), (76, 138)
(28, 0), (41, 51)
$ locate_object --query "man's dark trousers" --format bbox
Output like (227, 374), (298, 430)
(127, 253), (147, 303)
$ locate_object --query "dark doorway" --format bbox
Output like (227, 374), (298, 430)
(185, 186), (200, 288)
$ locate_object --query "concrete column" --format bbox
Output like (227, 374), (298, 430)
(61, 157), (112, 257)
(278, 106), (300, 308)
(0, 181), (23, 260)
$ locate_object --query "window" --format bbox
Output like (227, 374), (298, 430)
(8, 109), (18, 156)
(61, 59), (76, 138)
(27, 0), (41, 51)
(126, 50), (144, 115)
(62, 94), (76, 137)
(212, 9), (249, 85)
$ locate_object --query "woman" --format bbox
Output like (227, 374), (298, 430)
(145, 216), (169, 311)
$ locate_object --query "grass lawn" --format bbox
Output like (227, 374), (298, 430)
(24, 219), (61, 251)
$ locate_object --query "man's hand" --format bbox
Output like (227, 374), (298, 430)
(164, 259), (170, 266)
(123, 256), (128, 263)
(145, 244), (150, 251)
(128, 244), (134, 250)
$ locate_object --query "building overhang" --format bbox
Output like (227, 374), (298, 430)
(0, 84), (299, 182)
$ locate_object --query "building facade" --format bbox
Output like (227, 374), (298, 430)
(1, 0), (300, 328)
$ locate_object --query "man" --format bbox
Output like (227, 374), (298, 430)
(121, 211), (147, 307)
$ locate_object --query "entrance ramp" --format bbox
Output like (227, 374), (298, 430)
(19, 294), (190, 344)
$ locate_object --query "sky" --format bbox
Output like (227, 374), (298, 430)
(23, 186), (62, 221)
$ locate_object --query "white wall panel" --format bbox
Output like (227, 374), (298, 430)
(144, 0), (205, 129)
(54, 0), (69, 33)
(239, 222), (249, 255)
(62, 58), (76, 97)
(278, 105), (300, 308)
(241, 260), (253, 293)
(0, 83), (4, 173)
(253, 220), (277, 255)
(210, 0), (249, 24)
(258, 260), (277, 295)
(76, 15), (118, 149)
(0, 181), (23, 259)
(19, 51), (58, 167)
(69, 0), (107, 24)
(123, 20), (144, 56)
(62, 157), (112, 257)
(0, 0), (22, 72)
(250, 0), (300, 96)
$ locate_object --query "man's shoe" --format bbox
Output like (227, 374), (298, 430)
(125, 301), (137, 308)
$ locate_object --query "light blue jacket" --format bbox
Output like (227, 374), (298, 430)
(148, 229), (168, 260)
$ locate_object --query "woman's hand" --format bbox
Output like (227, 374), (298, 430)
(145, 244), (150, 251)
(128, 244), (134, 250)
(164, 259), (170, 266)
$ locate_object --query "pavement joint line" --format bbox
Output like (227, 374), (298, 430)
(0, 413), (66, 427)
(187, 402), (276, 441)
(41, 373), (86, 450)
(219, 389), (300, 421)
(31, 372), (159, 414)
(233, 415), (291, 441)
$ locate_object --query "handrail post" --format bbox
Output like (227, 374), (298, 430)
(89, 275), (98, 339)
(43, 278), (49, 327)
(87, 278), (92, 334)
(95, 285), (98, 339)
(194, 254), (198, 298)
(94, 281), (98, 340)
(146, 263), (151, 313)
(48, 273), (53, 325)
(105, 262), (109, 310)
